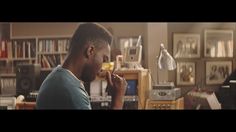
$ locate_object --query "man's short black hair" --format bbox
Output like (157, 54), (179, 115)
(69, 23), (113, 54)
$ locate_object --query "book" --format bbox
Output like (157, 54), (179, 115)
(42, 55), (50, 68)
(187, 91), (221, 110)
(7, 41), (12, 59)
(1, 41), (6, 58)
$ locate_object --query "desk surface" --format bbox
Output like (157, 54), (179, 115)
(16, 102), (36, 110)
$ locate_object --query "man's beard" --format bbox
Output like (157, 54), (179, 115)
(81, 65), (96, 83)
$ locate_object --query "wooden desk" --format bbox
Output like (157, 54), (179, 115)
(145, 97), (184, 110)
(16, 102), (36, 110)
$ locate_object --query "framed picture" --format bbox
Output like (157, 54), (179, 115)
(173, 33), (200, 58)
(204, 29), (233, 57)
(206, 61), (232, 85)
(118, 36), (142, 55)
(176, 62), (195, 85)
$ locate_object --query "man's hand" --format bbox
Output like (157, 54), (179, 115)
(106, 71), (127, 109)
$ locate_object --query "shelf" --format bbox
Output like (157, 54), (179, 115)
(0, 73), (16, 77)
(0, 58), (8, 61)
(9, 58), (36, 61)
(38, 52), (67, 55)
(1, 58), (36, 61)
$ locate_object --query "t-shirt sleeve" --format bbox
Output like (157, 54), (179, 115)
(70, 88), (92, 110)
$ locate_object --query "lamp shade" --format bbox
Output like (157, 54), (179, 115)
(157, 43), (176, 70)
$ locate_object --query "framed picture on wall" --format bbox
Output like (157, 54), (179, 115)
(176, 62), (196, 85)
(204, 29), (233, 58)
(173, 33), (200, 58)
(206, 61), (232, 85)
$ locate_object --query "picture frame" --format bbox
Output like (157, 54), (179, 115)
(173, 33), (200, 58)
(206, 61), (232, 85)
(118, 36), (142, 56)
(176, 62), (196, 85)
(204, 29), (233, 58)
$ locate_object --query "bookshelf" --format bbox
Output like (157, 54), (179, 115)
(0, 36), (71, 75)
(0, 38), (37, 95)
(11, 38), (37, 74)
(0, 38), (37, 76)
(0, 36), (71, 96)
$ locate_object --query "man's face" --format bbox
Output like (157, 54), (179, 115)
(81, 44), (110, 82)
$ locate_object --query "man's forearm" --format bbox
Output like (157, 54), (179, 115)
(111, 95), (124, 109)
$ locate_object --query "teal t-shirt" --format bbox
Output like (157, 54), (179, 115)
(36, 65), (91, 109)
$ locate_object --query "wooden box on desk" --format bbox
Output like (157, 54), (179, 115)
(145, 97), (184, 110)
(115, 69), (150, 109)
(97, 69), (151, 109)
(16, 102), (36, 110)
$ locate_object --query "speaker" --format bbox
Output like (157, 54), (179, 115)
(16, 64), (41, 97)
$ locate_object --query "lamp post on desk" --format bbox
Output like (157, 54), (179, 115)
(148, 43), (180, 102)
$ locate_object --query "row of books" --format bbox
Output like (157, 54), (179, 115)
(38, 39), (70, 53)
(0, 40), (36, 59)
(1, 39), (70, 59)
(11, 40), (36, 58)
(40, 54), (66, 69)
(0, 78), (16, 95)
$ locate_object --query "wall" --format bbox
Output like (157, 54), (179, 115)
(11, 22), (147, 44)
(0, 23), (10, 40)
(11, 22), (79, 37)
(147, 23), (168, 85)
(167, 23), (236, 94)
(100, 23), (169, 85)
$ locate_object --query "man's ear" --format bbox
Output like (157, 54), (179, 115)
(85, 44), (95, 59)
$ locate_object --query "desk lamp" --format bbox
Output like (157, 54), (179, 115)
(149, 43), (179, 101)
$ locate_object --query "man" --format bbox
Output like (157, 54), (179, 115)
(36, 23), (127, 109)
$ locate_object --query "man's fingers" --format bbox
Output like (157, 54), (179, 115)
(111, 74), (122, 82)
(106, 71), (113, 86)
